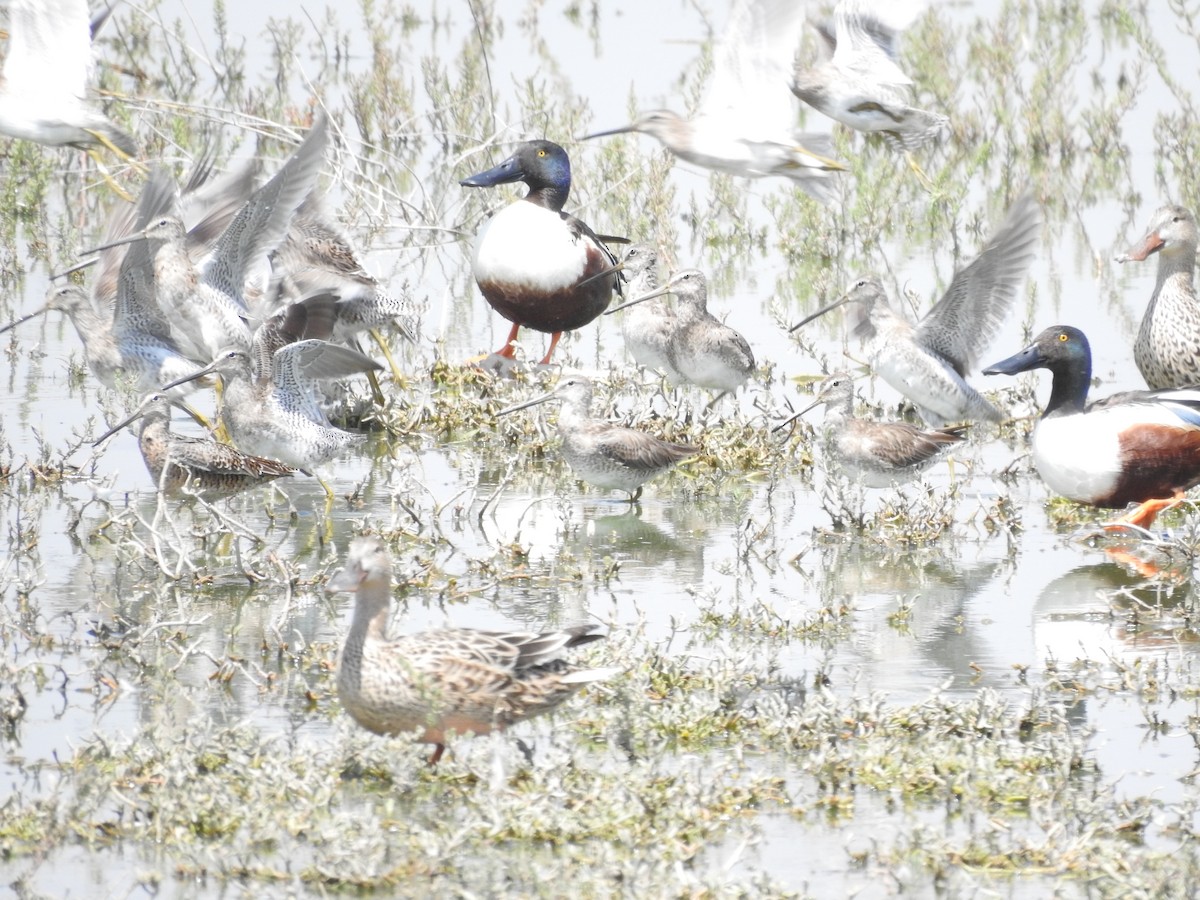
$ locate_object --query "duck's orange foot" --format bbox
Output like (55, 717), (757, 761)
(1101, 492), (1185, 533)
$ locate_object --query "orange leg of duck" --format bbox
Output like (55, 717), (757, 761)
(493, 321), (521, 359)
(1102, 491), (1186, 533)
(538, 331), (563, 366)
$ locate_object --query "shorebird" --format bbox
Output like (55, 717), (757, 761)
(984, 325), (1200, 529)
(327, 535), (617, 766)
(460, 140), (622, 365)
(791, 0), (947, 181)
(595, 242), (681, 379)
(0, 0), (137, 160)
(158, 340), (381, 473)
(583, 0), (844, 201)
(609, 268), (755, 402)
(1115, 204), (1200, 390)
(498, 375), (700, 501)
(775, 371), (966, 487)
(790, 189), (1041, 425)
(94, 391), (296, 493)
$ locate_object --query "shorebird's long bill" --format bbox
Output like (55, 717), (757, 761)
(158, 360), (221, 393)
(604, 283), (671, 316)
(580, 123), (638, 140)
(772, 393), (828, 433)
(1115, 230), (1164, 264)
(497, 391), (558, 416)
(94, 406), (148, 445)
(0, 305), (49, 335)
(78, 229), (147, 255)
(578, 258), (626, 290)
(788, 294), (851, 333)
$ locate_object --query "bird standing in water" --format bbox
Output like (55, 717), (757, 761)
(499, 375), (699, 501)
(985, 325), (1200, 529)
(327, 536), (617, 766)
(460, 140), (622, 366)
(1115, 204), (1200, 390)
(790, 190), (1041, 425)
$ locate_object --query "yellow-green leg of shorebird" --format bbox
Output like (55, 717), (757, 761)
(905, 151), (936, 192)
(85, 148), (135, 201)
(369, 327), (404, 384)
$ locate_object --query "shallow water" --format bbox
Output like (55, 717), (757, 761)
(3, 0), (1200, 896)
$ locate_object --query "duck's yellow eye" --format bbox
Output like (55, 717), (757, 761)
(1058, 333), (1069, 342)
(537, 149), (546, 157)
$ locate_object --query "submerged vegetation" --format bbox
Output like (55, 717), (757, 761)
(3, 0), (1200, 896)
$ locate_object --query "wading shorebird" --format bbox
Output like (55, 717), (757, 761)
(775, 371), (966, 487)
(327, 536), (617, 766)
(583, 0), (843, 202)
(499, 375), (699, 502)
(791, 0), (948, 183)
(609, 268), (755, 404)
(460, 140), (622, 366)
(984, 325), (1200, 529)
(94, 391), (297, 493)
(790, 190), (1041, 426)
(588, 242), (680, 380)
(1115, 204), (1200, 390)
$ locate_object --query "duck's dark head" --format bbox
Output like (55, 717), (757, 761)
(983, 325), (1092, 415)
(460, 140), (572, 210)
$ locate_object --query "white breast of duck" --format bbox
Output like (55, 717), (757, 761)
(473, 201), (591, 294)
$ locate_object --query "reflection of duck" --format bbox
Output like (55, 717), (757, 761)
(1033, 560), (1193, 663)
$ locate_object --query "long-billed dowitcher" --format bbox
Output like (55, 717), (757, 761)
(0, 0), (137, 159)
(158, 340), (381, 472)
(499, 375), (699, 501)
(327, 536), (617, 765)
(1115, 205), (1200, 390)
(791, 0), (948, 176)
(583, 0), (844, 201)
(596, 242), (681, 380)
(776, 372), (966, 487)
(984, 325), (1200, 529)
(460, 140), (622, 365)
(94, 391), (296, 493)
(790, 190), (1041, 425)
(610, 268), (755, 402)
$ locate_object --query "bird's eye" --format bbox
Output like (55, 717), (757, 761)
(537, 149), (546, 158)
(1058, 333), (1069, 342)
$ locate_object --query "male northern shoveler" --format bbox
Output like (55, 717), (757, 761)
(1115, 204), (1200, 390)
(983, 325), (1200, 528)
(583, 0), (843, 202)
(498, 375), (699, 501)
(94, 392), (296, 493)
(327, 536), (618, 766)
(775, 372), (966, 487)
(791, 0), (947, 185)
(609, 268), (755, 402)
(459, 140), (621, 365)
(790, 190), (1041, 425)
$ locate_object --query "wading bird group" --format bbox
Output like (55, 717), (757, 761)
(5, 0), (1200, 765)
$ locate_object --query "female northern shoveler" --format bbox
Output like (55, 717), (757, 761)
(791, 0), (947, 184)
(582, 0), (844, 202)
(790, 190), (1041, 425)
(498, 375), (699, 501)
(327, 536), (617, 766)
(775, 372), (966, 487)
(1115, 204), (1200, 390)
(459, 140), (621, 365)
(94, 391), (296, 493)
(609, 268), (755, 402)
(983, 325), (1200, 528)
